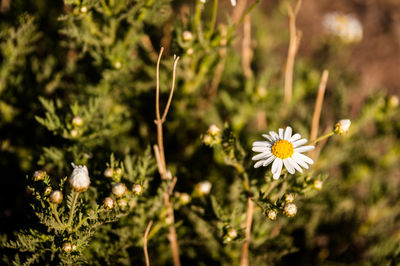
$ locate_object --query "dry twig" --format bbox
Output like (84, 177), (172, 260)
(143, 220), (153, 266)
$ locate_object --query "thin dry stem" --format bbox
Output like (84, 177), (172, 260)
(231, 0), (248, 25)
(242, 14), (253, 78)
(284, 0), (302, 105)
(144, 220), (153, 266)
(153, 48), (181, 266)
(309, 70), (329, 158)
(240, 197), (254, 266)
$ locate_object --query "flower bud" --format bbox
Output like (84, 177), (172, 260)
(283, 203), (297, 217)
(285, 193), (295, 203)
(114, 61), (122, 69)
(164, 215), (173, 226)
(202, 134), (213, 145)
(72, 116), (83, 127)
(267, 209), (277, 220)
(70, 129), (79, 138)
(104, 168), (113, 178)
(33, 170), (46, 181)
(112, 183), (127, 197)
(208, 124), (221, 136)
(69, 163), (90, 192)
(196, 181), (212, 196)
(50, 190), (63, 204)
(132, 184), (143, 196)
(388, 95), (399, 108)
(62, 242), (74, 253)
(179, 193), (191, 205)
(186, 48), (194, 55)
(117, 198), (128, 209)
(314, 180), (323, 190)
(103, 197), (114, 210)
(44, 186), (52, 196)
(80, 6), (87, 13)
(182, 31), (193, 42)
(227, 228), (237, 239)
(334, 119), (351, 135)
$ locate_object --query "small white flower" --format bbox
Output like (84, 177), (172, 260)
(252, 126), (314, 179)
(283, 203), (297, 217)
(208, 124), (221, 136)
(197, 181), (212, 195)
(62, 242), (73, 253)
(80, 6), (88, 13)
(69, 163), (90, 192)
(49, 190), (63, 204)
(72, 116), (83, 127)
(285, 193), (295, 203)
(388, 95), (399, 108)
(114, 61), (122, 69)
(179, 193), (191, 205)
(334, 119), (351, 135)
(104, 197), (114, 209)
(314, 180), (323, 190)
(182, 31), (193, 42)
(227, 228), (237, 239)
(112, 183), (127, 197)
(323, 12), (363, 43)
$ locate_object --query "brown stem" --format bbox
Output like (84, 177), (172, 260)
(309, 70), (329, 158)
(242, 13), (253, 79)
(240, 196), (254, 266)
(284, 0), (302, 105)
(154, 48), (181, 266)
(144, 220), (153, 266)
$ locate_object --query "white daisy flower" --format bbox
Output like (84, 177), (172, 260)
(252, 126), (314, 179)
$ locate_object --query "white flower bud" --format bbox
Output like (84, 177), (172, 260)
(314, 180), (323, 190)
(179, 193), (191, 205)
(50, 190), (63, 204)
(208, 124), (221, 136)
(227, 228), (237, 239)
(132, 184), (143, 196)
(164, 215), (173, 225)
(80, 6), (87, 13)
(72, 116), (83, 127)
(69, 163), (90, 192)
(62, 242), (73, 253)
(117, 198), (128, 209)
(267, 209), (277, 220)
(44, 186), (52, 196)
(104, 197), (114, 210)
(334, 119), (351, 135)
(114, 61), (122, 69)
(104, 168), (113, 178)
(197, 181), (212, 195)
(112, 183), (126, 197)
(182, 31), (193, 42)
(33, 170), (45, 181)
(231, 0), (236, 7)
(187, 48), (194, 55)
(70, 129), (79, 138)
(388, 95), (399, 108)
(202, 134), (213, 145)
(285, 193), (295, 203)
(283, 203), (297, 217)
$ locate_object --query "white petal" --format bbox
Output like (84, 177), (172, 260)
(294, 145), (315, 153)
(288, 157), (303, 173)
(290, 133), (301, 142)
(272, 158), (282, 174)
(263, 156), (275, 167)
(284, 126), (292, 140)
(283, 159), (295, 174)
(252, 141), (270, 147)
(292, 153), (309, 169)
(252, 146), (268, 152)
(262, 134), (274, 142)
(252, 152), (272, 161)
(273, 160), (283, 179)
(254, 160), (265, 168)
(295, 153), (314, 165)
(279, 128), (284, 139)
(292, 138), (307, 148)
(269, 131), (279, 140)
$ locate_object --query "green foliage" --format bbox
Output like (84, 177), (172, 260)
(1, 0), (399, 265)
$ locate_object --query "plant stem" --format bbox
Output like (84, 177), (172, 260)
(52, 204), (65, 228)
(67, 191), (80, 228)
(240, 196), (254, 266)
(144, 220), (153, 266)
(310, 131), (334, 145)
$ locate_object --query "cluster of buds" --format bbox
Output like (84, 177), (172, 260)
(62, 242), (77, 253)
(33, 170), (46, 181)
(266, 209), (277, 221)
(202, 124), (221, 146)
(334, 119), (351, 135)
(132, 184), (143, 196)
(104, 167), (123, 182)
(223, 225), (239, 243)
(69, 163), (90, 192)
(285, 193), (295, 203)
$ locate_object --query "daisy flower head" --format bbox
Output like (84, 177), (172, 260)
(252, 126), (314, 180)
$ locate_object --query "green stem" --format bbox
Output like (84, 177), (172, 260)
(67, 192), (80, 227)
(194, 0), (205, 45)
(310, 131), (334, 145)
(52, 204), (65, 229)
(235, 0), (262, 27)
(205, 0), (218, 40)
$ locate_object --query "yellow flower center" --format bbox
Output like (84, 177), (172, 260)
(271, 139), (294, 159)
